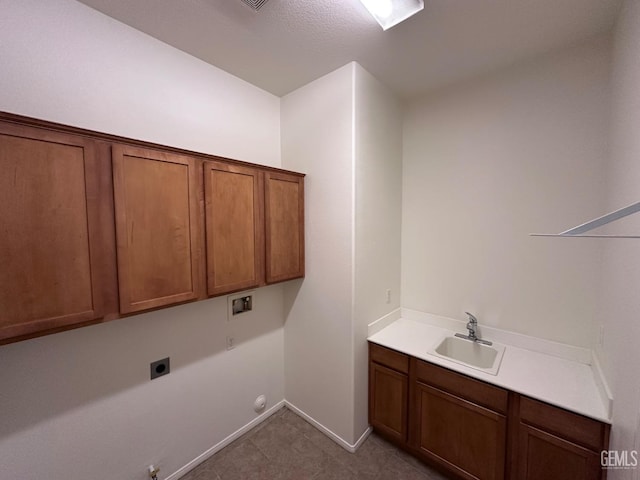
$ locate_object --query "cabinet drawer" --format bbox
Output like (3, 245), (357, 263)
(519, 396), (608, 452)
(369, 343), (409, 374)
(414, 358), (508, 414)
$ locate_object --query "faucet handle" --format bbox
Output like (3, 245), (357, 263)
(465, 311), (478, 324)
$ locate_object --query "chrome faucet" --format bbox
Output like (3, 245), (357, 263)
(455, 312), (493, 346)
(465, 311), (478, 340)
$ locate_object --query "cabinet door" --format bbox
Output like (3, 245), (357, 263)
(413, 382), (506, 480)
(518, 424), (602, 480)
(264, 171), (304, 283)
(369, 362), (408, 443)
(517, 396), (607, 480)
(112, 145), (203, 313)
(0, 123), (103, 341)
(204, 161), (263, 296)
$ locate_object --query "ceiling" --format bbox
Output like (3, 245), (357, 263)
(76, 0), (622, 100)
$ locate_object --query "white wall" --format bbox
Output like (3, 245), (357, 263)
(281, 63), (356, 443)
(597, 0), (640, 476)
(402, 36), (611, 347)
(0, 1), (284, 479)
(281, 62), (402, 446)
(0, 0), (280, 167)
(1, 0), (624, 476)
(353, 65), (402, 440)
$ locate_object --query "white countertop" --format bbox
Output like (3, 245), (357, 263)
(368, 317), (611, 424)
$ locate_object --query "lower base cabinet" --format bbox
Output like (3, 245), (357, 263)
(518, 424), (602, 480)
(368, 342), (610, 480)
(516, 396), (609, 480)
(369, 362), (408, 442)
(413, 381), (507, 480)
(369, 343), (410, 442)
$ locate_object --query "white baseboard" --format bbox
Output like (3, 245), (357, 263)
(167, 400), (286, 480)
(352, 424), (373, 451)
(284, 400), (371, 453)
(168, 400), (371, 479)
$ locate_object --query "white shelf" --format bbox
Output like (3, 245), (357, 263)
(530, 201), (640, 239)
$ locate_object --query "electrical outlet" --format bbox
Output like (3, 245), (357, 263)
(385, 289), (391, 304)
(150, 357), (170, 380)
(226, 336), (235, 350)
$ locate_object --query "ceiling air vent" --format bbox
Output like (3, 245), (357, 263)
(240, 0), (270, 10)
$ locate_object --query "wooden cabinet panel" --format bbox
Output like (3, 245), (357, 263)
(518, 424), (601, 480)
(370, 343), (409, 374)
(0, 112), (306, 344)
(516, 395), (610, 479)
(415, 359), (508, 414)
(264, 171), (304, 283)
(0, 123), (103, 340)
(413, 382), (507, 480)
(519, 396), (608, 452)
(112, 145), (203, 313)
(204, 161), (263, 295)
(369, 362), (408, 443)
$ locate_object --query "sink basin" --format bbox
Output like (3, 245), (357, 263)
(427, 335), (506, 375)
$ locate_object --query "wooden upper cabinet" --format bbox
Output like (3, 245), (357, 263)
(204, 161), (263, 296)
(264, 171), (305, 283)
(112, 145), (203, 313)
(0, 113), (306, 343)
(0, 123), (104, 341)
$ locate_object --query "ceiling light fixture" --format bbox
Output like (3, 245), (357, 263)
(359, 0), (424, 30)
(239, 0), (270, 11)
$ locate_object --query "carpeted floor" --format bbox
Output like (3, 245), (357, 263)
(180, 406), (451, 480)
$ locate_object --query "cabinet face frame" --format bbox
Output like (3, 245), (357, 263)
(0, 122), (104, 341)
(112, 145), (204, 313)
(264, 171), (305, 283)
(203, 161), (264, 296)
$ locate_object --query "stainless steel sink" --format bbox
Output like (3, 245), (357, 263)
(427, 335), (506, 375)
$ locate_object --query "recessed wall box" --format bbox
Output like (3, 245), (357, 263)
(227, 291), (256, 321)
(232, 295), (252, 315)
